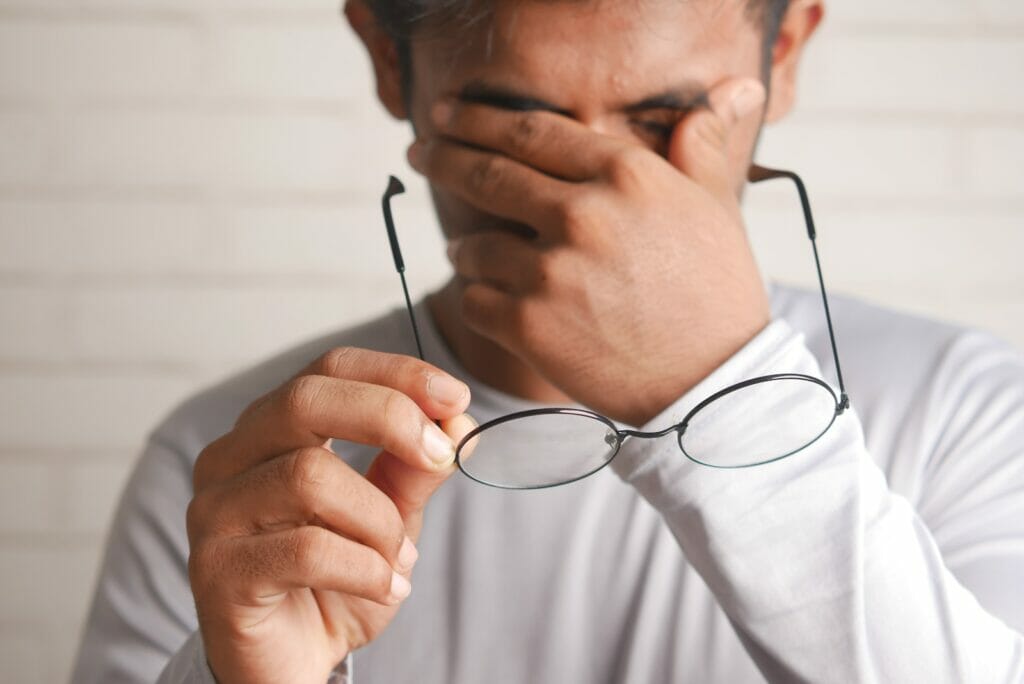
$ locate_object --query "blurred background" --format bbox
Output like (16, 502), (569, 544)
(0, 0), (1022, 680)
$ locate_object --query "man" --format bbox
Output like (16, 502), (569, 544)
(74, 0), (1024, 682)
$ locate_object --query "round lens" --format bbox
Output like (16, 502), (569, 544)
(456, 410), (621, 489)
(679, 376), (838, 468)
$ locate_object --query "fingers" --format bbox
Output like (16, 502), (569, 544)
(365, 413), (478, 539)
(429, 101), (619, 181)
(188, 446), (416, 573)
(669, 77), (766, 205)
(292, 347), (470, 418)
(409, 137), (572, 240)
(212, 377), (458, 484)
(190, 526), (412, 609)
(195, 348), (471, 487)
(447, 231), (548, 295)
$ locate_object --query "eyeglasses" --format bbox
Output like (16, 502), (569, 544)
(381, 165), (849, 490)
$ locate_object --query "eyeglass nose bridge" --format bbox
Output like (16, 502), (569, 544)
(453, 413), (688, 457)
(617, 423), (687, 442)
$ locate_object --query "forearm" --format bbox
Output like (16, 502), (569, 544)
(611, 321), (1024, 682)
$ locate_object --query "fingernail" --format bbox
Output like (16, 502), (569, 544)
(397, 536), (418, 572)
(423, 424), (456, 466)
(428, 373), (468, 405)
(389, 571), (412, 603)
(731, 81), (766, 119)
(431, 100), (454, 128)
(407, 141), (423, 170)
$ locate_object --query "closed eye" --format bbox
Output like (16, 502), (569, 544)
(628, 108), (692, 153)
(631, 119), (676, 140)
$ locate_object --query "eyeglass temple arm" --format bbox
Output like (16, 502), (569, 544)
(748, 164), (850, 412)
(382, 175), (427, 362)
(383, 170), (850, 411)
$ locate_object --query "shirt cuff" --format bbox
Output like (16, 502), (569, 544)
(156, 630), (218, 684)
(163, 631), (353, 684)
(328, 653), (353, 683)
(609, 319), (824, 497)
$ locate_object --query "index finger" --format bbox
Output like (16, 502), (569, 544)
(431, 99), (625, 182)
(195, 348), (470, 485)
(291, 347), (470, 418)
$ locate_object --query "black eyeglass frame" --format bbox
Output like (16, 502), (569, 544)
(382, 165), (850, 490)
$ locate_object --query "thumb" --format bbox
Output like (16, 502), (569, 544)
(364, 413), (477, 542)
(669, 77), (766, 204)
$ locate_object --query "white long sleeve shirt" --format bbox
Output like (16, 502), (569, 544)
(72, 285), (1024, 683)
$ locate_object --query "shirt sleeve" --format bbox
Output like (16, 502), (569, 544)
(157, 633), (351, 684)
(71, 435), (356, 684)
(70, 437), (208, 683)
(156, 631), (218, 684)
(610, 320), (1024, 683)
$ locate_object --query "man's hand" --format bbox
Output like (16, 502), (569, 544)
(187, 348), (473, 684)
(409, 78), (770, 426)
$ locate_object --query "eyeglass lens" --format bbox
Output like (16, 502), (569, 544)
(458, 412), (620, 489)
(456, 376), (838, 487)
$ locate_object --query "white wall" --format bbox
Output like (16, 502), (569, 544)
(0, 1), (1021, 681)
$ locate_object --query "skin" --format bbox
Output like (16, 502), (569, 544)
(187, 1), (823, 682)
(359, 0), (823, 425)
(189, 350), (477, 683)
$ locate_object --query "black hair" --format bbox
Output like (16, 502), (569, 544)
(366, 0), (791, 86)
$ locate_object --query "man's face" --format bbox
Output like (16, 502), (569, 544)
(405, 0), (767, 240)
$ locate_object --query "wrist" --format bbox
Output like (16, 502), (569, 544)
(620, 310), (772, 427)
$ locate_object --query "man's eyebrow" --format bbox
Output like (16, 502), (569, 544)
(455, 80), (710, 115)
(457, 81), (573, 116)
(622, 87), (710, 113)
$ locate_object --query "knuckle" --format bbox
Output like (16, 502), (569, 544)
(315, 346), (357, 378)
(185, 493), (212, 540)
(193, 433), (233, 489)
(192, 445), (215, 490)
(281, 375), (323, 426)
(380, 389), (418, 433)
(237, 386), (275, 426)
(557, 194), (597, 240)
(606, 147), (649, 188)
(292, 527), (330, 578)
(395, 354), (431, 389)
(187, 541), (219, 588)
(378, 390), (423, 455)
(470, 155), (505, 195)
(508, 112), (542, 155)
(283, 448), (330, 508)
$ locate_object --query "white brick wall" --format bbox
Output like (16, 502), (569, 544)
(1, 2), (1022, 681)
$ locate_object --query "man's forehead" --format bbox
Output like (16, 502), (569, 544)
(470, 0), (750, 47)
(417, 0), (755, 110)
